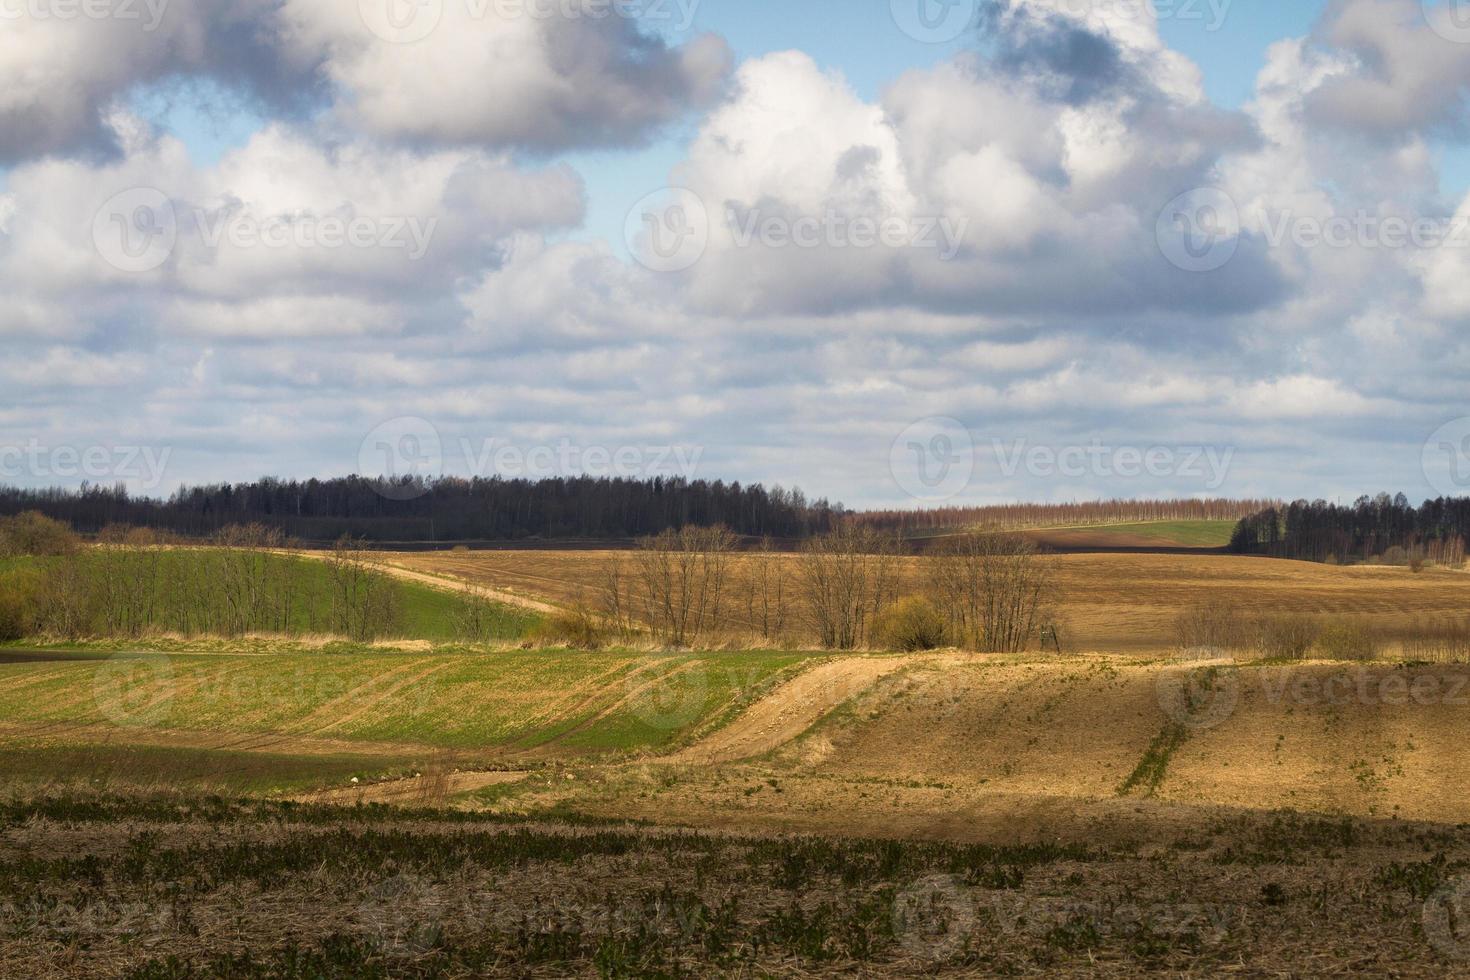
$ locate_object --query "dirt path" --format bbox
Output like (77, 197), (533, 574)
(667, 656), (915, 765)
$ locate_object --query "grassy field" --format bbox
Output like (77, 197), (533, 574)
(1018, 519), (1238, 549)
(1, 550), (540, 643)
(0, 648), (816, 796)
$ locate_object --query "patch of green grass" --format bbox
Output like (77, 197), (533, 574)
(2, 551), (540, 643)
(0, 744), (398, 796)
(1071, 521), (1237, 548)
(1118, 723), (1189, 797)
(0, 649), (822, 754)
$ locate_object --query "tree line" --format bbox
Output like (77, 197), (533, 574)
(0, 476), (842, 543)
(1228, 494), (1470, 565)
(584, 525), (1058, 653)
(0, 515), (408, 642)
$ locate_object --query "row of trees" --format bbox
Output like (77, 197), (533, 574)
(0, 522), (407, 642)
(1229, 494), (1470, 565)
(0, 477), (841, 543)
(591, 524), (1057, 652)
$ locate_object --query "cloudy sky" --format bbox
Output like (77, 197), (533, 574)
(4, 0), (1470, 508)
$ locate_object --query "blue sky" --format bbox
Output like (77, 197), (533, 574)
(5, 0), (1470, 508)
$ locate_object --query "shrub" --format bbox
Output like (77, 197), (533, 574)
(0, 574), (36, 641)
(871, 596), (947, 652)
(0, 511), (78, 558)
(530, 605), (609, 650)
(1173, 601), (1246, 652)
(1249, 614), (1320, 661)
(1314, 621), (1380, 661)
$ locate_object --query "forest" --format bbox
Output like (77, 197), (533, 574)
(0, 476), (841, 543)
(1229, 493), (1470, 565)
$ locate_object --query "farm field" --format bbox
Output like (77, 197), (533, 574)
(5, 546), (1470, 974)
(385, 548), (1470, 651)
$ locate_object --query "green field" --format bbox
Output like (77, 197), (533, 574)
(1038, 519), (1238, 548)
(0, 648), (814, 795)
(0, 550), (539, 643)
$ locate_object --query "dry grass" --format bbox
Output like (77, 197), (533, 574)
(389, 550), (1470, 652)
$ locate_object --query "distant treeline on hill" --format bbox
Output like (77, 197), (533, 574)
(0, 477), (842, 543)
(1229, 494), (1470, 565)
(856, 498), (1275, 535)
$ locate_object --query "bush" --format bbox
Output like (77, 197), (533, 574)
(1173, 601), (1246, 652)
(0, 511), (78, 558)
(530, 605), (609, 650)
(871, 596), (947, 652)
(1314, 621), (1381, 661)
(0, 570), (43, 641)
(1249, 614), (1320, 661)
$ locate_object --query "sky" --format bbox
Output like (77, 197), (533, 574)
(4, 0), (1470, 510)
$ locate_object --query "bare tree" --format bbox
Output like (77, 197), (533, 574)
(928, 533), (1054, 653)
(326, 537), (403, 642)
(797, 525), (900, 650)
(633, 525), (737, 647)
(742, 537), (790, 642)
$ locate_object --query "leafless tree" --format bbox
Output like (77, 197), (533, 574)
(928, 533), (1055, 653)
(797, 525), (900, 650)
(633, 525), (737, 647)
